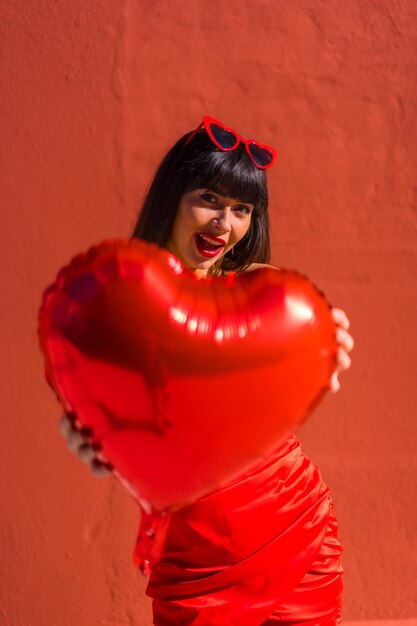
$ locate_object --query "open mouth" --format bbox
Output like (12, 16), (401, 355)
(195, 233), (226, 258)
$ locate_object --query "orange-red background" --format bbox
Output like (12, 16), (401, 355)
(1, 1), (416, 624)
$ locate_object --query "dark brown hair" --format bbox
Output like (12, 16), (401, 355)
(131, 129), (271, 275)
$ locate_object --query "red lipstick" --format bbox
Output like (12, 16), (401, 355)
(197, 232), (226, 245)
(195, 232), (226, 258)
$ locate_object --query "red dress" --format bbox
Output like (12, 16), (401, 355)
(132, 434), (344, 625)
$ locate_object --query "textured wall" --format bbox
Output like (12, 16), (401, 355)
(1, 0), (416, 624)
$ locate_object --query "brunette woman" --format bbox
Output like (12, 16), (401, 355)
(60, 116), (353, 625)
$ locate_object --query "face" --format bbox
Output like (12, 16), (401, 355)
(167, 186), (255, 277)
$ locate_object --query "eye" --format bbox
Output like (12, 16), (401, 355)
(200, 192), (218, 204)
(234, 204), (252, 215)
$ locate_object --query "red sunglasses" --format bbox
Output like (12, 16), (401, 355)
(184, 115), (277, 170)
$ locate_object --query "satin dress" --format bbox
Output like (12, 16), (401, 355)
(132, 434), (344, 625)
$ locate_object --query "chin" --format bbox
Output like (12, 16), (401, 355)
(188, 252), (220, 269)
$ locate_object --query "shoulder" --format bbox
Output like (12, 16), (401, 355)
(244, 263), (281, 273)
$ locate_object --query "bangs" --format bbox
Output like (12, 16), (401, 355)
(182, 136), (267, 209)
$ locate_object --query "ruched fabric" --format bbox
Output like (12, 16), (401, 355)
(133, 435), (343, 625)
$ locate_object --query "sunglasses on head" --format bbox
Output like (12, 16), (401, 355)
(184, 115), (277, 170)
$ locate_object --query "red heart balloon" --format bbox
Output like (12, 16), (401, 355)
(38, 239), (338, 512)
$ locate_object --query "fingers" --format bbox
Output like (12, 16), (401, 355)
(329, 306), (353, 395)
(330, 370), (341, 394)
(80, 442), (113, 475)
(58, 413), (113, 477)
(337, 346), (352, 371)
(91, 459), (113, 477)
(329, 308), (354, 393)
(331, 307), (350, 330)
(67, 427), (87, 453)
(78, 442), (97, 464)
(59, 413), (73, 438)
(336, 327), (354, 353)
(330, 346), (352, 394)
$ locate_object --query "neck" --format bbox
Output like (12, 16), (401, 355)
(193, 268), (209, 279)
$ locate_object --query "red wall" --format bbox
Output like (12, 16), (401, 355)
(1, 1), (416, 623)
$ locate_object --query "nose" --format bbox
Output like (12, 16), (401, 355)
(212, 207), (232, 233)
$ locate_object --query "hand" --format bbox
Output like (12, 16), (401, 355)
(330, 307), (354, 393)
(58, 413), (150, 509)
(59, 413), (114, 477)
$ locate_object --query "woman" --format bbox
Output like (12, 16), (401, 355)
(60, 116), (354, 625)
